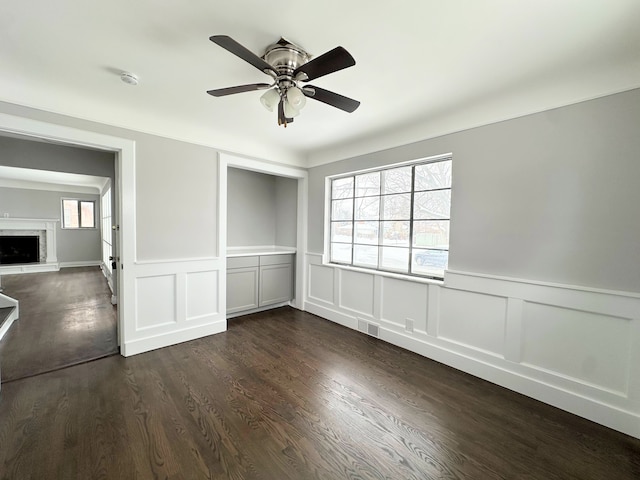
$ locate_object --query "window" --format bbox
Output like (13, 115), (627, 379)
(329, 156), (452, 279)
(62, 199), (96, 229)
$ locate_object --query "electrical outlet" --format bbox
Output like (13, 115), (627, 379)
(405, 318), (414, 333)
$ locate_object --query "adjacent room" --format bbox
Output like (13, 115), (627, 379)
(0, 1), (638, 478)
(0, 138), (118, 380)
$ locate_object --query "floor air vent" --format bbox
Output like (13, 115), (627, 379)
(358, 318), (379, 337)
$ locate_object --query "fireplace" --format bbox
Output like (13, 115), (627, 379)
(0, 218), (59, 273)
(0, 235), (40, 265)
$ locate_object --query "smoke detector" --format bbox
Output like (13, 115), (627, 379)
(120, 72), (139, 86)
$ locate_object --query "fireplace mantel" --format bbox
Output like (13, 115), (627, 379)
(0, 217), (60, 273)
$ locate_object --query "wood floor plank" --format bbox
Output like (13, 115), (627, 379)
(0, 307), (638, 479)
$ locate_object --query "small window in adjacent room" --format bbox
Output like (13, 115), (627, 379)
(62, 198), (96, 229)
(329, 155), (452, 280)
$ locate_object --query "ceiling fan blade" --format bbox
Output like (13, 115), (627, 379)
(210, 35), (276, 75)
(207, 83), (271, 97)
(293, 46), (355, 81)
(303, 86), (360, 113)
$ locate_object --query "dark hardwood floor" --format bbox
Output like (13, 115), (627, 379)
(0, 267), (118, 382)
(0, 307), (638, 479)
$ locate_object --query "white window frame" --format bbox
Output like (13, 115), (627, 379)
(61, 197), (97, 229)
(325, 153), (452, 281)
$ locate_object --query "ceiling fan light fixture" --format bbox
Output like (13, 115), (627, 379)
(286, 86), (306, 110)
(283, 100), (300, 118)
(208, 35), (360, 127)
(260, 88), (280, 112)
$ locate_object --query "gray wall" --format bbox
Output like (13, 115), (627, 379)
(0, 102), (218, 261)
(275, 176), (298, 248)
(227, 168), (276, 246)
(308, 88), (640, 293)
(227, 168), (298, 248)
(0, 136), (115, 179)
(0, 186), (101, 263)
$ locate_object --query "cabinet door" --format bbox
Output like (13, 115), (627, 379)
(259, 263), (293, 306)
(227, 267), (259, 313)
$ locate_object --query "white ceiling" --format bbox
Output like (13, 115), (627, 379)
(1, 0), (639, 167)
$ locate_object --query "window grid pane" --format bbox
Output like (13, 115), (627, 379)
(63, 199), (79, 228)
(330, 157), (451, 279)
(80, 201), (95, 228)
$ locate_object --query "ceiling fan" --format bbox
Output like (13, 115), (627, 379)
(207, 35), (360, 127)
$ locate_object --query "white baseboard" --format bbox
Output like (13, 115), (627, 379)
(59, 260), (102, 268)
(226, 301), (291, 319)
(122, 319), (227, 356)
(0, 262), (59, 274)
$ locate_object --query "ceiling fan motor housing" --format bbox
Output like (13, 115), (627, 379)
(262, 38), (310, 80)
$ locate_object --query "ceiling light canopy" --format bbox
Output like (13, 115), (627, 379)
(207, 36), (360, 128)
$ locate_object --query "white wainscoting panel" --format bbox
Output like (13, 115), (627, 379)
(308, 263), (334, 304)
(439, 289), (507, 357)
(339, 269), (374, 317)
(521, 301), (631, 395)
(135, 274), (176, 330)
(304, 253), (640, 439)
(186, 270), (219, 321)
(381, 277), (428, 331)
(123, 257), (226, 356)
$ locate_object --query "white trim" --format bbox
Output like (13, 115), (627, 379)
(227, 245), (297, 256)
(0, 263), (59, 274)
(59, 260), (101, 268)
(121, 320), (226, 356)
(226, 301), (291, 319)
(0, 112), (136, 357)
(322, 260), (445, 286)
(446, 269), (640, 299)
(218, 152), (227, 315)
(326, 152), (453, 179)
(135, 256), (220, 265)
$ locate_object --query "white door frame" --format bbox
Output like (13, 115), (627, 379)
(0, 113), (136, 353)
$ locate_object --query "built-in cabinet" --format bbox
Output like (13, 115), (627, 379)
(226, 167), (299, 316)
(227, 253), (294, 315)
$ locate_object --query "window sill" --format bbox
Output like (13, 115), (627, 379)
(321, 259), (445, 286)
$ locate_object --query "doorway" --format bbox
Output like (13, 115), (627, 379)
(0, 112), (135, 367)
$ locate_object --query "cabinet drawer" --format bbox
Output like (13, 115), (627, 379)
(259, 254), (294, 266)
(227, 255), (259, 269)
